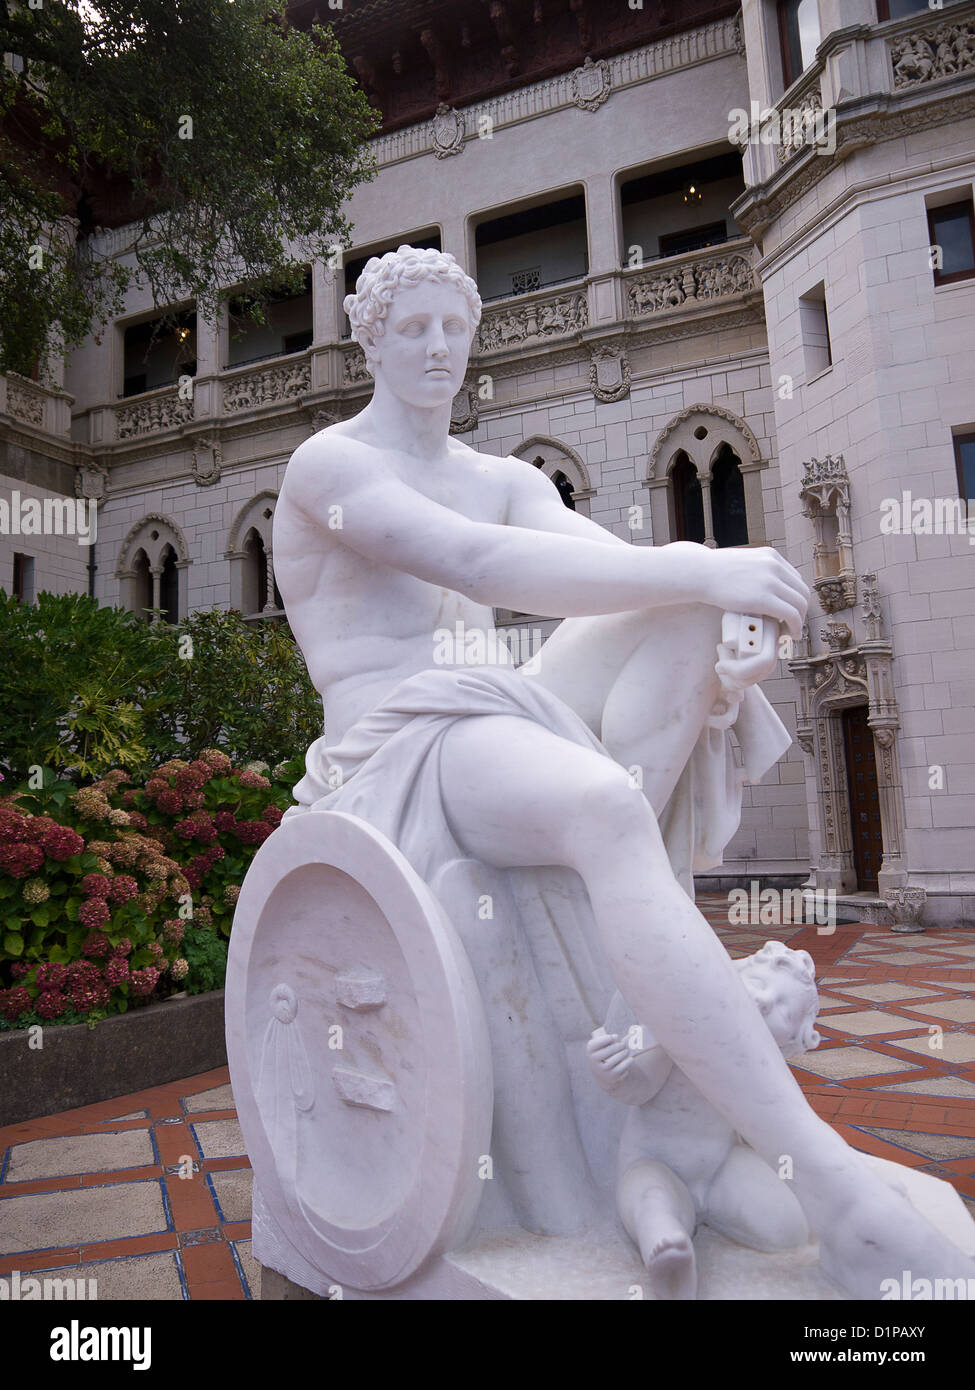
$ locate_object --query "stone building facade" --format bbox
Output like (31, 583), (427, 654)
(2, 0), (974, 924)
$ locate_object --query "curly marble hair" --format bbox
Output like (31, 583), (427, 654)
(736, 940), (821, 1054)
(343, 244), (482, 351)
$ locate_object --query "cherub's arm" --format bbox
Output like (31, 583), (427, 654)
(586, 1026), (674, 1107)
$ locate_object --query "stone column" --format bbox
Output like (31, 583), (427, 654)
(193, 305), (222, 422)
(149, 565), (162, 622)
(699, 475), (717, 548)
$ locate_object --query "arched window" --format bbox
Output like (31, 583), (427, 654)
(647, 405), (768, 548)
(227, 492), (283, 619)
(241, 527), (283, 616)
(710, 443), (749, 548)
(158, 545), (180, 623)
(513, 437), (593, 518)
(117, 516), (189, 622)
(671, 452), (706, 544)
(132, 548), (152, 620)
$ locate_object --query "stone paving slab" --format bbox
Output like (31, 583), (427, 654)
(5, 1129), (156, 1182)
(0, 1181), (168, 1255)
(71, 1251), (185, 1300)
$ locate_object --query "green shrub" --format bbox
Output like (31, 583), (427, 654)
(0, 592), (323, 783)
(182, 924), (229, 996)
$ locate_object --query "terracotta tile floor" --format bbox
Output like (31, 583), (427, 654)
(1, 898), (973, 1299)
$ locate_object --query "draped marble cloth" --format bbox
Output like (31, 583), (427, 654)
(285, 665), (790, 1208)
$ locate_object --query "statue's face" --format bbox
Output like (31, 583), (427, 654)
(364, 280), (474, 406)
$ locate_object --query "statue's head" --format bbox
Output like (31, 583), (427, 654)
(344, 245), (482, 406)
(736, 941), (820, 1056)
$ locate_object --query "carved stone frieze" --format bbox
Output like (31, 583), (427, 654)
(774, 88), (824, 165)
(343, 346), (372, 386)
(222, 360), (311, 414)
(476, 291), (588, 354)
(626, 249), (756, 319)
(6, 378), (45, 427)
(890, 20), (975, 89)
(115, 389), (193, 440)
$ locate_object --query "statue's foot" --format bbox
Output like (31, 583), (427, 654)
(816, 1177), (975, 1300)
(642, 1231), (697, 1301)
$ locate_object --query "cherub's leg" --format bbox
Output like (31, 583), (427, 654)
(703, 1143), (809, 1253)
(617, 1158), (697, 1301)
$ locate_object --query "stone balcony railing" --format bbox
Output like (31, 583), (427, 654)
(113, 383), (194, 441)
(738, 0), (975, 189)
(623, 238), (759, 322)
(474, 279), (590, 356)
(220, 353), (312, 415)
(0, 373), (74, 438)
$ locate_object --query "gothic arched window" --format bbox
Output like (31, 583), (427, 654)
(158, 545), (180, 623)
(227, 492), (283, 619)
(132, 548), (152, 620)
(710, 443), (749, 548)
(117, 516), (189, 622)
(671, 452), (706, 544)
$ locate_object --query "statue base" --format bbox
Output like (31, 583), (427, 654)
(257, 1155), (975, 1301)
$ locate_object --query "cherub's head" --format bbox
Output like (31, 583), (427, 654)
(736, 941), (820, 1056)
(343, 245), (481, 403)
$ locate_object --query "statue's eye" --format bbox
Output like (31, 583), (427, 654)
(400, 321), (424, 336)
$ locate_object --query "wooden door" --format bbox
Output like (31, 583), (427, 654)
(842, 705), (882, 892)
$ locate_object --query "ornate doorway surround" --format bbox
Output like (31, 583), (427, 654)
(788, 576), (910, 904)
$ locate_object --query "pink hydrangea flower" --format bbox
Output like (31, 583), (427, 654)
(35, 962), (69, 991)
(40, 825), (84, 861)
(200, 749), (232, 773)
(81, 930), (112, 957)
(104, 957), (130, 986)
(0, 986), (32, 1021)
(106, 875), (138, 903)
(80, 872), (112, 898)
(156, 789), (184, 816)
(129, 966), (161, 998)
(0, 841), (45, 877)
(78, 899), (111, 931)
(36, 991), (68, 1020)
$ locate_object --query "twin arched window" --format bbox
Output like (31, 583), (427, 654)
(670, 444), (749, 547)
(118, 518), (186, 622)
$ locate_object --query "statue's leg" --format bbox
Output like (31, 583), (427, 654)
(438, 713), (974, 1298)
(617, 1157), (697, 1300)
(703, 1143), (809, 1253)
(525, 603), (725, 810)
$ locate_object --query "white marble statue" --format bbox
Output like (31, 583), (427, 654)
(588, 941), (821, 1300)
(226, 244), (975, 1300)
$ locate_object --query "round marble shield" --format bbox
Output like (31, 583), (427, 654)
(225, 811), (493, 1291)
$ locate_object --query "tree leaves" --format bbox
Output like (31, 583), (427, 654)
(0, 0), (378, 375)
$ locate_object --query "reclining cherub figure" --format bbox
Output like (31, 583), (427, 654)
(588, 941), (822, 1300)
